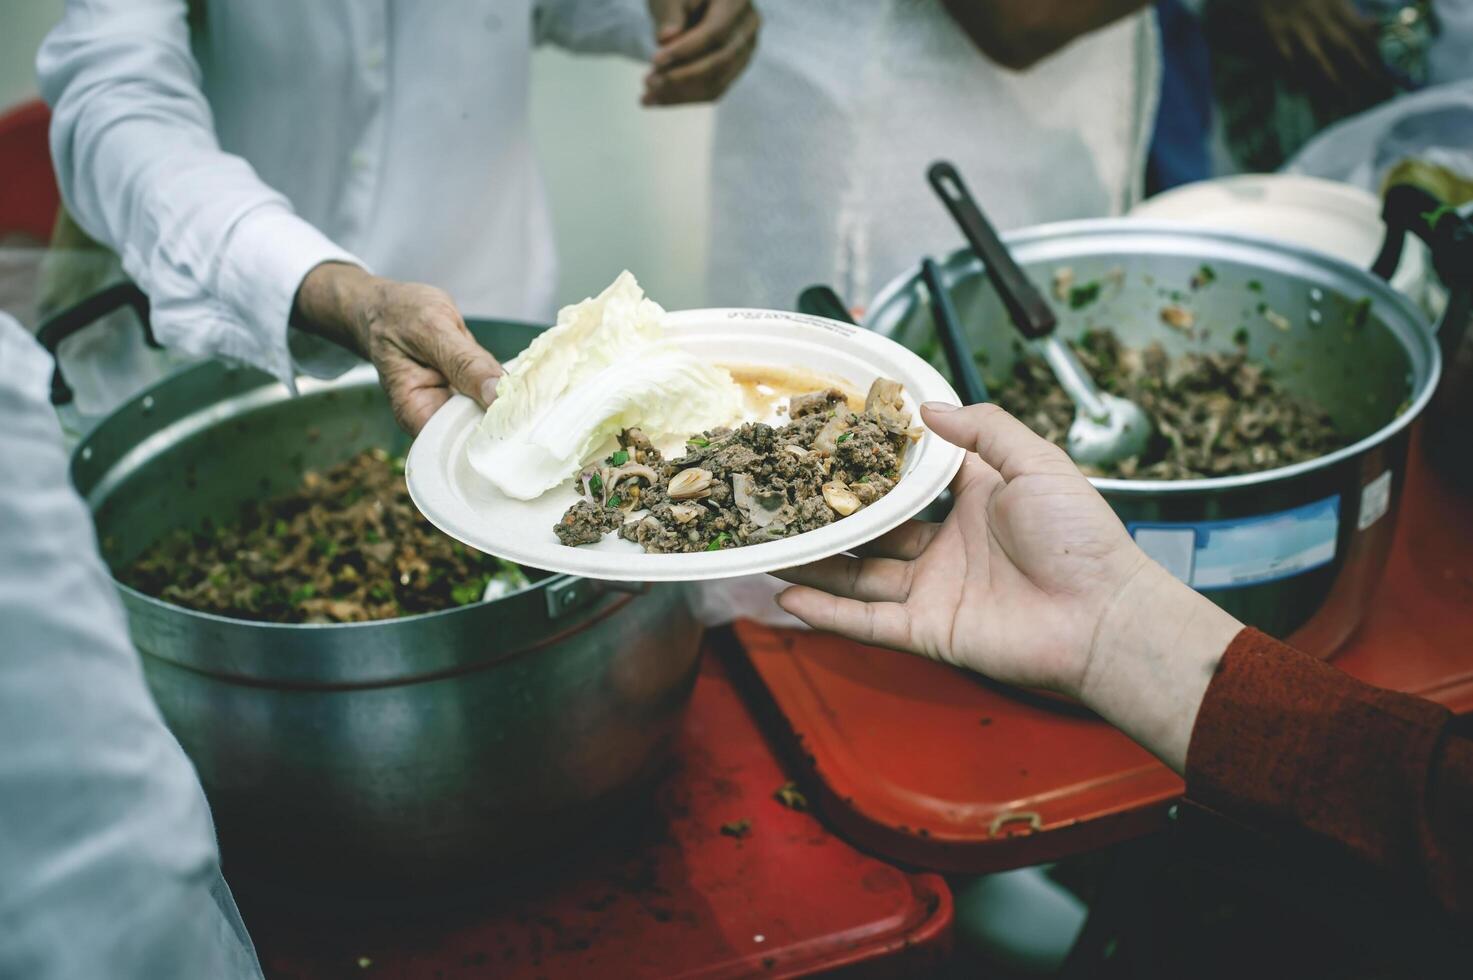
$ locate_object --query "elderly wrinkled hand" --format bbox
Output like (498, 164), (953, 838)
(294, 262), (503, 436)
(643, 0), (761, 106)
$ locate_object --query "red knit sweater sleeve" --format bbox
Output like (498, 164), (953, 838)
(1185, 628), (1473, 922)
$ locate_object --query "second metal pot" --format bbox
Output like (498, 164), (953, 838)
(864, 221), (1444, 655)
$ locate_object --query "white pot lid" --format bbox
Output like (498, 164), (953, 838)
(1128, 174), (1431, 302)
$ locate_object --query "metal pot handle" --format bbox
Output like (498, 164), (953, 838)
(1372, 184), (1473, 332)
(35, 281), (158, 406)
(544, 576), (649, 620)
(1377, 184), (1473, 490)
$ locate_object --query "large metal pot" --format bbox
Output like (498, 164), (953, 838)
(864, 220), (1450, 656)
(61, 301), (703, 889)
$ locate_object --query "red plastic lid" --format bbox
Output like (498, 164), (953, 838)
(732, 435), (1473, 874)
(250, 650), (952, 979)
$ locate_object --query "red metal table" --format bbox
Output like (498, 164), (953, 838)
(247, 650), (952, 979)
(731, 434), (1473, 872)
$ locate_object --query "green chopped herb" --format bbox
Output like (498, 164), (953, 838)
(609, 449), (630, 466)
(857, 475), (870, 483)
(1348, 297), (1373, 330)
(1232, 327), (1250, 346)
(589, 473), (603, 496)
(836, 432), (852, 444)
(289, 583), (316, 603)
(706, 532), (731, 552)
(391, 456), (407, 476)
(450, 579), (486, 606)
(1256, 301), (1268, 315)
(606, 494), (623, 509)
(1068, 282), (1102, 310)
(368, 584), (391, 601)
(1247, 280), (1263, 293)
(1423, 203), (1459, 230)
(364, 529), (381, 544)
(1191, 264), (1217, 289)
(271, 518), (289, 538)
(688, 437), (710, 448)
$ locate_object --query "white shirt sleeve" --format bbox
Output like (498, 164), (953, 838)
(0, 315), (263, 979)
(37, 0), (365, 385)
(535, 0), (656, 59)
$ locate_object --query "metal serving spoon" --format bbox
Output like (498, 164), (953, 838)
(927, 161), (1151, 468)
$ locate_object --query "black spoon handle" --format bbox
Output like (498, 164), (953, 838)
(921, 259), (989, 406)
(928, 161), (1057, 341)
(796, 285), (858, 325)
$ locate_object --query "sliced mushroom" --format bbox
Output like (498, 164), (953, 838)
(822, 481), (863, 517)
(782, 444), (810, 461)
(667, 467), (714, 500)
(790, 388), (848, 419)
(812, 415), (852, 456)
(865, 377), (912, 432)
(1160, 304), (1195, 332)
(1052, 266), (1074, 303)
(668, 503), (704, 525)
(731, 473), (787, 528)
(603, 462), (659, 505)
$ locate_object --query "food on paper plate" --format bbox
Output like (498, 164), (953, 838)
(466, 271), (744, 501)
(554, 376), (916, 554)
(462, 272), (920, 554)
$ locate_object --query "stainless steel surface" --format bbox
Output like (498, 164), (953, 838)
(1040, 337), (1154, 467)
(71, 319), (704, 889)
(867, 221), (1443, 655)
(928, 160), (1153, 468)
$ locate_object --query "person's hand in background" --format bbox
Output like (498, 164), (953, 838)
(293, 263), (503, 435)
(644, 0), (760, 106)
(777, 403), (1242, 772)
(1253, 0), (1380, 86)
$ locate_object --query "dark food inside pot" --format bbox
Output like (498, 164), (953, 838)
(555, 378), (916, 553)
(120, 449), (529, 623)
(992, 329), (1348, 480)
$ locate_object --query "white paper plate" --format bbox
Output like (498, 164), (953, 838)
(406, 309), (964, 582)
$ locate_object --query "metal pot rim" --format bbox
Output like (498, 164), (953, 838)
(111, 572), (576, 633)
(866, 218), (1444, 496)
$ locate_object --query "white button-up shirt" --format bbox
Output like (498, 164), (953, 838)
(38, 0), (651, 387)
(706, 1), (1160, 311)
(0, 314), (263, 979)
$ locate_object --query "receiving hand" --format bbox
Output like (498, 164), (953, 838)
(1255, 0), (1379, 86)
(293, 263), (503, 435)
(777, 401), (1244, 771)
(644, 0), (760, 106)
(777, 402), (1149, 698)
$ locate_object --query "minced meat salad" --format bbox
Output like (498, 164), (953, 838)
(993, 329), (1346, 480)
(121, 449), (528, 623)
(555, 378), (916, 553)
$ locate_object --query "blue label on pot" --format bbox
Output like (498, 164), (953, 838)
(1128, 495), (1341, 591)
